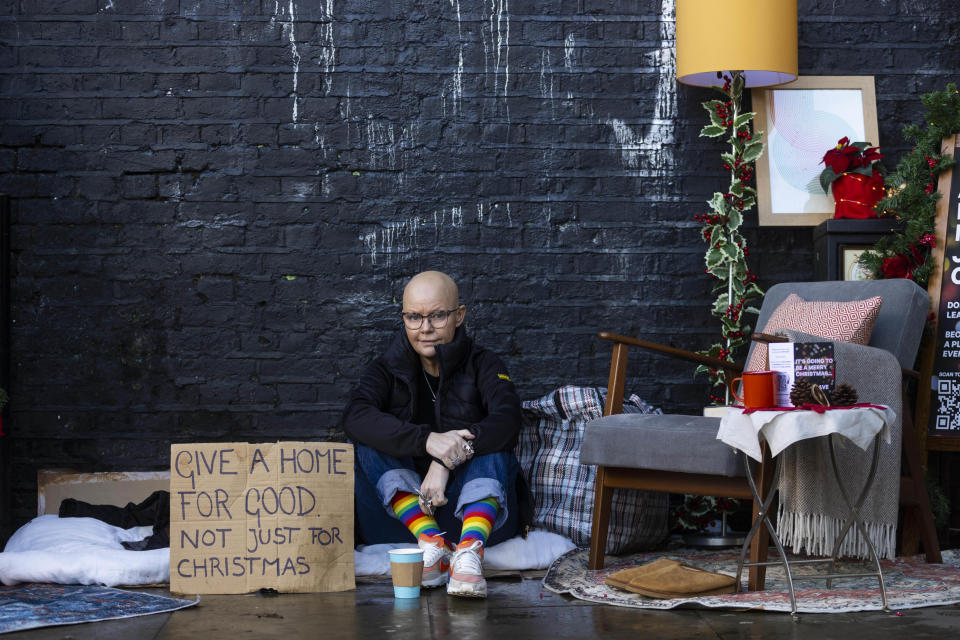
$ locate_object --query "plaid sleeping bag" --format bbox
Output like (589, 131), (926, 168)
(516, 386), (669, 554)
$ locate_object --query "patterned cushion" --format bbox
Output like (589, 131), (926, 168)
(746, 293), (883, 371)
(515, 386), (669, 554)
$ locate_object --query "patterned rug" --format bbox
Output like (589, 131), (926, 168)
(0, 583), (197, 634)
(543, 547), (960, 613)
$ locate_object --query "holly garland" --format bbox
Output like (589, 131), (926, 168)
(693, 72), (765, 403)
(857, 83), (960, 286)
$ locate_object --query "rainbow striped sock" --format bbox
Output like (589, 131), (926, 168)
(459, 497), (498, 548)
(389, 491), (443, 539)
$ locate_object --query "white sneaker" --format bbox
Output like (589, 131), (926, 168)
(418, 534), (452, 588)
(447, 540), (486, 598)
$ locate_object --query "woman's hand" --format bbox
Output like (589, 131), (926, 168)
(425, 429), (475, 470)
(419, 462), (451, 515)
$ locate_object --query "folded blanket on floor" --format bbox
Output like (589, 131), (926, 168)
(774, 331), (902, 560)
(1, 516), (575, 586)
(0, 515), (168, 586)
(59, 490), (170, 550)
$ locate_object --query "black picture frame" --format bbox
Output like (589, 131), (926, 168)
(812, 218), (904, 281)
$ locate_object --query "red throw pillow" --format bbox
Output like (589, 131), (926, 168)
(746, 294), (883, 371)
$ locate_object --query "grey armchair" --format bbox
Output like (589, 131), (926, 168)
(581, 279), (941, 590)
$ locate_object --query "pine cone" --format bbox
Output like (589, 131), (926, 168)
(830, 382), (859, 406)
(790, 378), (814, 406)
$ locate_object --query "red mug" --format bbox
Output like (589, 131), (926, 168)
(730, 371), (778, 409)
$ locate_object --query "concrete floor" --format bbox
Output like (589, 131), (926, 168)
(9, 577), (960, 639)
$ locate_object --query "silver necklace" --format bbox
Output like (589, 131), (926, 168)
(422, 369), (438, 402)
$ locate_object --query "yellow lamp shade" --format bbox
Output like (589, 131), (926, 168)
(676, 0), (798, 88)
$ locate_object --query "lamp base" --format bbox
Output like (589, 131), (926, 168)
(682, 532), (746, 548)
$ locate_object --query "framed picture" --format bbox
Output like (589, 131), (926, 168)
(812, 218), (903, 281)
(841, 247), (872, 281)
(752, 76), (880, 227)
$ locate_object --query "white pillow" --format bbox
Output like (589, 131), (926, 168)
(0, 515), (169, 586)
(354, 530), (575, 576)
(5, 514), (154, 552)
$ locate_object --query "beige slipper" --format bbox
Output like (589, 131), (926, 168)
(605, 558), (736, 598)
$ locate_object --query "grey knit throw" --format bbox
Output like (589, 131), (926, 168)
(772, 330), (901, 560)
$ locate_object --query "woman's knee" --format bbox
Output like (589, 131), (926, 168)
(461, 450), (518, 481)
(352, 442), (417, 475)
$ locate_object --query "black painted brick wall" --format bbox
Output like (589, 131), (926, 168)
(0, 0), (958, 529)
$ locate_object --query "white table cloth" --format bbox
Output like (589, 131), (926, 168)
(716, 405), (896, 462)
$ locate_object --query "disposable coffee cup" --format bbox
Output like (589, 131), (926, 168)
(389, 548), (424, 598)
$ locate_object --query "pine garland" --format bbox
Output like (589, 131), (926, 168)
(858, 84), (960, 286)
(693, 72), (765, 403)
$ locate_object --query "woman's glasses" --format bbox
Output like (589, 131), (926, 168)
(401, 309), (459, 330)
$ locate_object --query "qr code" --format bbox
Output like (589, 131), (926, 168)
(935, 380), (960, 431)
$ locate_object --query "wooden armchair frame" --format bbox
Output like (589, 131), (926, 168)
(589, 330), (941, 591)
(589, 332), (775, 591)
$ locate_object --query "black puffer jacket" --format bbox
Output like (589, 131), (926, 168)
(342, 326), (523, 458)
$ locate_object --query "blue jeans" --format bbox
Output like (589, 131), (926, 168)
(353, 442), (520, 547)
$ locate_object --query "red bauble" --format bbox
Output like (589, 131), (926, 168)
(830, 170), (884, 219)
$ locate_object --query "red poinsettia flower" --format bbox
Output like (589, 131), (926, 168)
(822, 137), (854, 173)
(881, 255), (912, 279)
(861, 146), (884, 165)
(823, 151), (852, 173)
(819, 137), (886, 194)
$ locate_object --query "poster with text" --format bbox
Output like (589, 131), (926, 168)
(769, 341), (835, 406)
(929, 166), (960, 436)
(170, 442), (354, 594)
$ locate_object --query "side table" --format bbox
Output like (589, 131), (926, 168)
(717, 405), (896, 616)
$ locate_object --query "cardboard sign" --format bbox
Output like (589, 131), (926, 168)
(170, 442), (354, 594)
